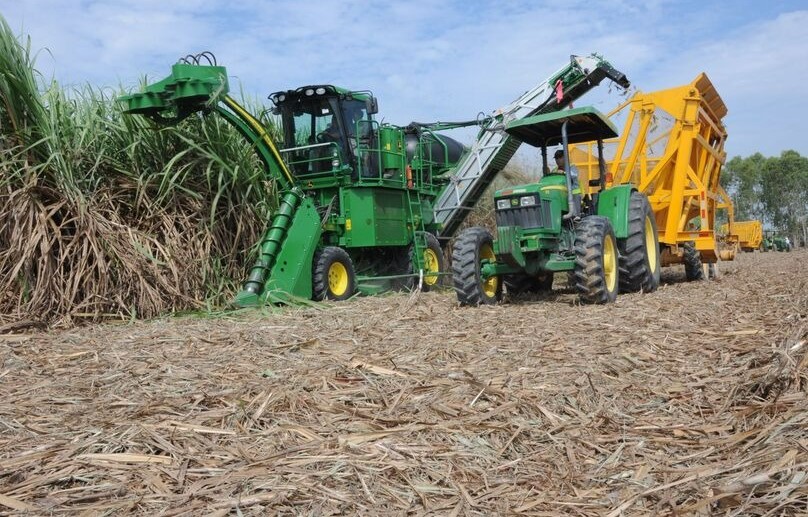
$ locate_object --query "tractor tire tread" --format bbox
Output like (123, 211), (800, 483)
(618, 192), (660, 293)
(573, 216), (618, 304)
(451, 227), (500, 306)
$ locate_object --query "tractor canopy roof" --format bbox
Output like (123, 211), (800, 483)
(505, 106), (618, 148)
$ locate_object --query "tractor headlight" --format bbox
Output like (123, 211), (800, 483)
(277, 94), (286, 102)
(305, 88), (315, 96)
(520, 195), (537, 207)
(315, 87), (326, 95)
(496, 199), (510, 210)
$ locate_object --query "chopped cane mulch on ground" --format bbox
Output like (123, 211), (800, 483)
(1, 251), (806, 515)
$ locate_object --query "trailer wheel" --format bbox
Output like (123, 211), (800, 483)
(452, 227), (501, 306)
(683, 242), (704, 281)
(618, 192), (660, 293)
(574, 216), (619, 304)
(408, 233), (444, 291)
(313, 246), (356, 301)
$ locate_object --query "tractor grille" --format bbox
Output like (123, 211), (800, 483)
(495, 200), (552, 229)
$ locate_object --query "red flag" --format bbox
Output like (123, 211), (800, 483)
(555, 79), (564, 103)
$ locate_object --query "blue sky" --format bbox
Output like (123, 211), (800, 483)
(4, 1), (807, 159)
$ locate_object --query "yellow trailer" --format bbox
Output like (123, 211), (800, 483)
(720, 220), (763, 251)
(572, 73), (732, 278)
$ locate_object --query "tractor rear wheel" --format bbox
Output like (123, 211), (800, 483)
(452, 227), (502, 306)
(313, 246), (356, 301)
(683, 242), (704, 281)
(504, 272), (553, 295)
(573, 216), (619, 304)
(407, 233), (444, 291)
(619, 192), (660, 293)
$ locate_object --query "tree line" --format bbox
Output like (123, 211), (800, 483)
(720, 150), (808, 247)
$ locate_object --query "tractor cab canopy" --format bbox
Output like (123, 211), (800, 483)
(505, 106), (618, 148)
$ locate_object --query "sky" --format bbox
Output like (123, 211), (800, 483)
(3, 0), (807, 159)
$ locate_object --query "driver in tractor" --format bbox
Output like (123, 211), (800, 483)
(550, 148), (582, 216)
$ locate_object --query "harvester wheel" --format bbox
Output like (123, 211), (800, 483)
(618, 192), (660, 293)
(504, 272), (553, 295)
(408, 233), (445, 291)
(313, 246), (356, 301)
(452, 227), (502, 306)
(683, 242), (704, 281)
(573, 216), (619, 304)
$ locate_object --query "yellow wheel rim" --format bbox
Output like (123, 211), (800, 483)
(645, 216), (658, 272)
(328, 261), (349, 296)
(603, 235), (617, 293)
(480, 243), (499, 298)
(423, 248), (441, 286)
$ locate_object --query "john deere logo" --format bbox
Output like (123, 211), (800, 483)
(510, 198), (519, 207)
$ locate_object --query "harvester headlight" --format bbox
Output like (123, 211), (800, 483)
(315, 87), (326, 95)
(277, 94), (286, 102)
(496, 199), (510, 210)
(520, 195), (537, 207)
(305, 88), (315, 96)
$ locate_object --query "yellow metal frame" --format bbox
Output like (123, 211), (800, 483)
(720, 219), (763, 251)
(573, 74), (729, 263)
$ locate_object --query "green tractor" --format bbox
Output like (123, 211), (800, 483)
(772, 235), (792, 252)
(452, 107), (660, 305)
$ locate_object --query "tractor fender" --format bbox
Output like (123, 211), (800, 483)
(595, 185), (635, 239)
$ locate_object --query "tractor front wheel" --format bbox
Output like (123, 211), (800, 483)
(619, 192), (660, 293)
(452, 227), (502, 306)
(573, 216), (619, 304)
(313, 246), (356, 301)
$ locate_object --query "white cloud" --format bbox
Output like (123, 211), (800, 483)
(3, 1), (806, 157)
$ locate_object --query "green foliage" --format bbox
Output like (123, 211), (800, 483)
(723, 151), (808, 245)
(0, 16), (279, 324)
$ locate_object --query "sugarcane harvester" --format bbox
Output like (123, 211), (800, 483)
(118, 52), (629, 305)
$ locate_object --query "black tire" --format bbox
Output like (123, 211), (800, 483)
(683, 242), (704, 281)
(504, 272), (553, 295)
(573, 216), (619, 304)
(312, 246), (356, 301)
(452, 227), (502, 306)
(408, 233), (444, 291)
(618, 192), (660, 293)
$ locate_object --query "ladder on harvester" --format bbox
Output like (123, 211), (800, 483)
(406, 187), (429, 287)
(434, 54), (629, 240)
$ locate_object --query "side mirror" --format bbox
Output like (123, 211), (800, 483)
(366, 96), (379, 115)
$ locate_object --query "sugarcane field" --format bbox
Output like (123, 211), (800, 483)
(1, 4), (807, 516)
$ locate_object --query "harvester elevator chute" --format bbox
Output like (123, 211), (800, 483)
(434, 54), (629, 240)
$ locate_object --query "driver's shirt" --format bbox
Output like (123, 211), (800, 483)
(551, 165), (581, 195)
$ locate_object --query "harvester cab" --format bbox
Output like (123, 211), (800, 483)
(269, 85), (378, 178)
(452, 107), (661, 306)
